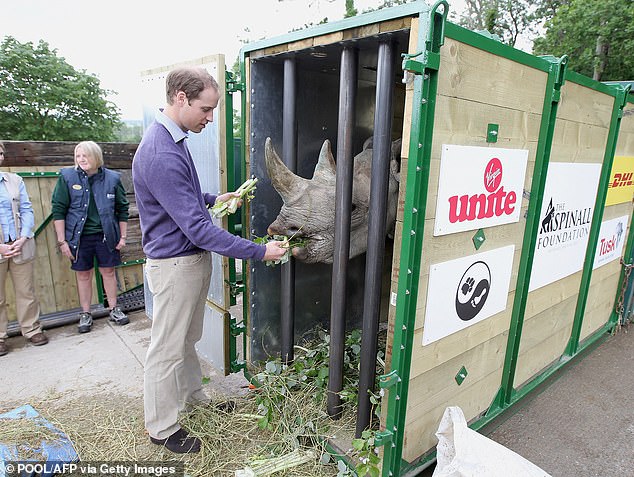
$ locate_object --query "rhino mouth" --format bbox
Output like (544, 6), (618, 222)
(291, 245), (309, 261)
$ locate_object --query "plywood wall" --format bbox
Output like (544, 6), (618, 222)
(581, 98), (634, 340)
(387, 18), (632, 463)
(515, 82), (614, 386)
(2, 142), (142, 321)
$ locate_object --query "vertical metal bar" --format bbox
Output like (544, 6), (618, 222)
(327, 46), (358, 419)
(493, 55), (568, 410)
(356, 39), (396, 437)
(566, 85), (629, 355)
(281, 57), (297, 363)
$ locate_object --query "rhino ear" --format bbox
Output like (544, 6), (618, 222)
(391, 138), (402, 161)
(265, 137), (303, 201)
(312, 139), (336, 183)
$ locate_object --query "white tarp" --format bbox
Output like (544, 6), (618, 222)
(433, 406), (551, 477)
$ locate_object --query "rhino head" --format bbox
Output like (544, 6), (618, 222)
(265, 136), (401, 264)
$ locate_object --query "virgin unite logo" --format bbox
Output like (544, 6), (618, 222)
(448, 157), (517, 223)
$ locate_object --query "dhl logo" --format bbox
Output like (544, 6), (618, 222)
(609, 172), (633, 189)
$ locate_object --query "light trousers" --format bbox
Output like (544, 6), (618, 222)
(143, 251), (212, 439)
(0, 258), (41, 340)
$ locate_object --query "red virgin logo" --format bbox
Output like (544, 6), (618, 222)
(484, 158), (502, 192)
(448, 157), (516, 223)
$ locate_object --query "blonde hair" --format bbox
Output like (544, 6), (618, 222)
(0, 141), (5, 153)
(74, 141), (104, 169)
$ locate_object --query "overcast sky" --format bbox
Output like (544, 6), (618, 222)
(4, 0), (467, 120)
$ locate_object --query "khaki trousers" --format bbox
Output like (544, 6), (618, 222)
(143, 251), (212, 439)
(0, 258), (41, 341)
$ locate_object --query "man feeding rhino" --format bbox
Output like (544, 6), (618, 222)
(133, 66), (288, 454)
(264, 136), (402, 264)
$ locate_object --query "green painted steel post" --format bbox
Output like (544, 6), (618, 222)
(565, 84), (631, 356)
(493, 55), (568, 410)
(611, 208), (634, 325)
(607, 89), (634, 327)
(381, 2), (444, 476)
(225, 70), (241, 307)
(239, 49), (252, 373)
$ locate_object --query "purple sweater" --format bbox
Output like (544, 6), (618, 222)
(132, 120), (266, 260)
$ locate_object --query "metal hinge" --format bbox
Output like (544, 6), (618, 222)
(230, 317), (247, 373)
(401, 0), (448, 77)
(379, 369), (400, 389)
(227, 280), (245, 298)
(226, 71), (244, 94)
(373, 429), (394, 447)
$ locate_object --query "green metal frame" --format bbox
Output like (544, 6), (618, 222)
(225, 70), (244, 309)
(565, 83), (631, 355)
(491, 54), (569, 411)
(241, 1), (429, 56)
(231, 1), (634, 474)
(380, 2), (440, 476)
(381, 7), (631, 477)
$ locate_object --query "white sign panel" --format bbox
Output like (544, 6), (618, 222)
(434, 145), (529, 236)
(529, 162), (602, 291)
(423, 245), (515, 345)
(593, 215), (629, 269)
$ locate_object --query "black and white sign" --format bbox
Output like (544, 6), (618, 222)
(423, 245), (515, 345)
(529, 162), (601, 291)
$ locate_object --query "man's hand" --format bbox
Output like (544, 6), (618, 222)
(0, 243), (18, 258)
(10, 237), (27, 253)
(263, 240), (288, 261)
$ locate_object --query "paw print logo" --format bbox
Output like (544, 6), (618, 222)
(455, 261), (491, 321)
(461, 277), (475, 295)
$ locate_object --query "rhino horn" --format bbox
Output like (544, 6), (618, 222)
(265, 137), (303, 201)
(311, 139), (336, 183)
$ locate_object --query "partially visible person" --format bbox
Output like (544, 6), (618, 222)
(133, 66), (288, 454)
(51, 141), (130, 334)
(0, 141), (47, 356)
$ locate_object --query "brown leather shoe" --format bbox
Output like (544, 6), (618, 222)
(0, 340), (7, 356)
(28, 332), (48, 346)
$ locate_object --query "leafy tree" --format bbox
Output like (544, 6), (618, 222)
(361, 0), (414, 14)
(0, 36), (121, 141)
(114, 120), (142, 143)
(344, 0), (358, 18)
(455, 0), (542, 47)
(533, 0), (634, 81)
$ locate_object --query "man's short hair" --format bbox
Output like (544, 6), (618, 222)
(166, 67), (219, 105)
(74, 141), (104, 169)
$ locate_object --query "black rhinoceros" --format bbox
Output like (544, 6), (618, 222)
(264, 136), (401, 264)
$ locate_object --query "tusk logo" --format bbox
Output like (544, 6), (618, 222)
(616, 221), (624, 246)
(455, 261), (491, 321)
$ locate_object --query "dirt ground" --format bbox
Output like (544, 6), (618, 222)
(3, 310), (634, 476)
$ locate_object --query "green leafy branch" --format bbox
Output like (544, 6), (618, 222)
(211, 177), (258, 218)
